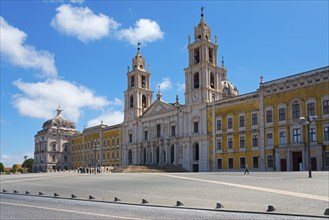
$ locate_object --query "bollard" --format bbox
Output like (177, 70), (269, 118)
(324, 208), (329, 216)
(215, 203), (224, 209)
(176, 201), (183, 206)
(141, 199), (149, 204)
(267, 205), (276, 212)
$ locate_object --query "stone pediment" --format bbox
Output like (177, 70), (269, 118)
(141, 100), (176, 118)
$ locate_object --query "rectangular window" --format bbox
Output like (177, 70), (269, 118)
(324, 127), (329, 141)
(253, 156), (259, 169)
(279, 108), (286, 121)
(64, 156), (67, 162)
(267, 155), (274, 168)
(117, 151), (120, 159)
(129, 133), (132, 143)
(144, 130), (148, 141)
(239, 115), (245, 128)
(252, 113), (258, 126)
(292, 102), (300, 119)
(267, 133), (273, 146)
(240, 136), (245, 148)
(266, 110), (273, 123)
(323, 100), (329, 114)
(228, 158), (234, 169)
(325, 152), (329, 167)
(217, 138), (222, 150)
(252, 135), (258, 147)
(112, 138), (115, 146)
(217, 158), (222, 170)
(310, 128), (316, 142)
(307, 103), (315, 116)
(116, 137), (120, 145)
(52, 155), (56, 162)
(279, 131), (286, 145)
(171, 125), (176, 136)
(228, 118), (233, 129)
(216, 119), (222, 131)
(240, 157), (246, 169)
(157, 124), (161, 138)
(293, 128), (301, 143)
(194, 122), (199, 133)
(228, 138), (233, 149)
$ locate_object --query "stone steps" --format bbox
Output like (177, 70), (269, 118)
(112, 165), (187, 173)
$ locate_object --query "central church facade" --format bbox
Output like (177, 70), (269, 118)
(122, 12), (238, 172)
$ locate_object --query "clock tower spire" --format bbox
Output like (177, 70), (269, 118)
(124, 44), (154, 121)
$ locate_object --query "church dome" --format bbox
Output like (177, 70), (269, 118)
(221, 80), (239, 97)
(42, 106), (76, 130)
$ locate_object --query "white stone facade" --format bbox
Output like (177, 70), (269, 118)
(122, 13), (238, 171)
(33, 107), (79, 172)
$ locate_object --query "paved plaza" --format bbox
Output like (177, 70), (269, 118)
(1, 171), (328, 218)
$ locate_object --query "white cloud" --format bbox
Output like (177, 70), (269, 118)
(87, 109), (124, 127)
(109, 98), (123, 106)
(157, 77), (172, 91)
(177, 82), (185, 92)
(0, 17), (57, 78)
(12, 79), (109, 122)
(117, 18), (164, 46)
(51, 4), (120, 43)
(0, 152), (34, 168)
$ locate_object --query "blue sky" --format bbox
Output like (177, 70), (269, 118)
(1, 1), (328, 167)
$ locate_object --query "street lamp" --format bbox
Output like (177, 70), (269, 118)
(299, 115), (318, 178)
(94, 143), (99, 175)
(24, 155), (28, 172)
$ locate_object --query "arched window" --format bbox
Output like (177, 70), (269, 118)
(131, 76), (135, 88)
(63, 143), (68, 152)
(208, 48), (213, 63)
(210, 72), (215, 89)
(130, 95), (134, 108)
(194, 73), (200, 89)
(194, 48), (200, 64)
(142, 95), (147, 108)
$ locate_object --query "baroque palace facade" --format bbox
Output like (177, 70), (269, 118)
(33, 10), (329, 172)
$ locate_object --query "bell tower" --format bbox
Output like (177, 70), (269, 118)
(184, 7), (225, 105)
(124, 43), (153, 121)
